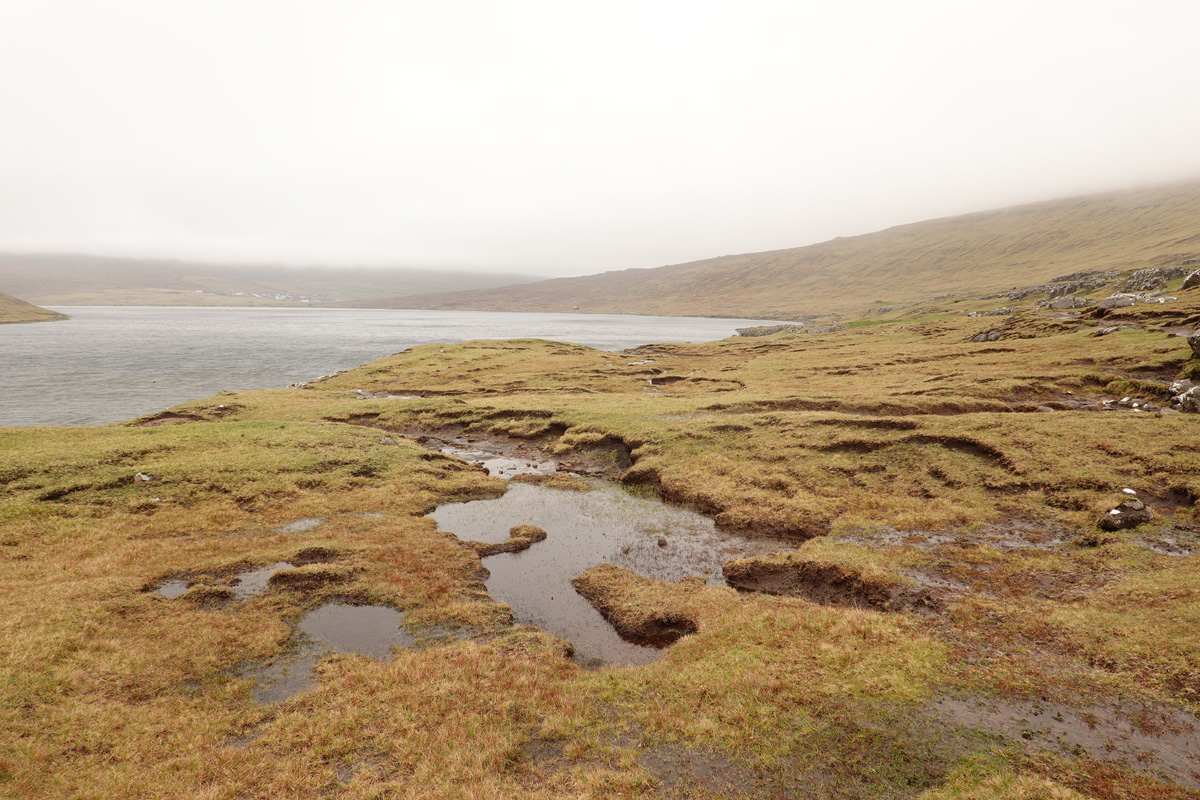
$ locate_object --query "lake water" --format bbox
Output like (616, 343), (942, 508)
(2, 306), (772, 426)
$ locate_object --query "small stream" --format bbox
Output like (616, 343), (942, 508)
(429, 447), (791, 665)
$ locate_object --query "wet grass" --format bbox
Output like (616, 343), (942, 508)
(4, 288), (1200, 796)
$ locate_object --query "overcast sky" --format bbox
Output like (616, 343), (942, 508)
(2, 1), (1198, 276)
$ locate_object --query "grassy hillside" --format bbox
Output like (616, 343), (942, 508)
(365, 181), (1200, 318)
(0, 292), (67, 323)
(0, 254), (538, 307)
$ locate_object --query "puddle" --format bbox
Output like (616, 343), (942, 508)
(439, 443), (557, 478)
(247, 602), (411, 704)
(273, 517), (325, 534)
(429, 481), (790, 666)
(156, 580), (189, 598)
(156, 553), (344, 600)
(936, 697), (1200, 789)
(229, 562), (294, 599)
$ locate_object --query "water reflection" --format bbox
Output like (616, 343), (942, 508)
(429, 481), (789, 665)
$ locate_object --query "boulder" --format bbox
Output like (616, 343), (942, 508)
(1096, 293), (1137, 309)
(1183, 270), (1200, 290)
(972, 330), (1004, 343)
(1098, 499), (1154, 531)
(1119, 269), (1166, 293)
(1189, 332), (1200, 359)
(1048, 295), (1092, 310)
(1177, 386), (1200, 414)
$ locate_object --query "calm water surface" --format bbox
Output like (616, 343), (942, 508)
(2, 306), (772, 426)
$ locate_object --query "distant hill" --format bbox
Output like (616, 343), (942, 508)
(358, 181), (1200, 319)
(0, 254), (538, 307)
(0, 292), (67, 324)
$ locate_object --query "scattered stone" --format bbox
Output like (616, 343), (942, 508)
(1182, 269), (1200, 290)
(1098, 499), (1154, 531)
(968, 307), (1013, 317)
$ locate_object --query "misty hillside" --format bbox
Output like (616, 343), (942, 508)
(359, 181), (1200, 319)
(0, 292), (67, 323)
(0, 254), (538, 307)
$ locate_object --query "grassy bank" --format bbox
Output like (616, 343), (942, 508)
(3, 285), (1200, 798)
(0, 292), (67, 323)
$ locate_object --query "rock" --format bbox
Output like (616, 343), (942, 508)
(1094, 325), (1138, 336)
(1183, 270), (1200, 290)
(736, 324), (804, 337)
(972, 330), (1004, 343)
(1177, 387), (1200, 413)
(134, 472), (159, 482)
(379, 437), (398, 446)
(1119, 269), (1166, 293)
(1188, 332), (1200, 359)
(968, 307), (1013, 317)
(1051, 270), (1107, 284)
(1098, 499), (1154, 531)
(1096, 293), (1137, 309)
(657, 536), (668, 547)
(1048, 295), (1092, 310)
(1169, 379), (1195, 395)
(1143, 296), (1177, 304)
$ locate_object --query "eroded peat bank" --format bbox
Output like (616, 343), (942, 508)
(5, 276), (1200, 798)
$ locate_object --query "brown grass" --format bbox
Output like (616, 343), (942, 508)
(362, 181), (1200, 318)
(5, 285), (1200, 796)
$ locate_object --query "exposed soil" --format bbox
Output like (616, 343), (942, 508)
(722, 555), (943, 614)
(936, 696), (1200, 790)
(467, 524), (548, 556)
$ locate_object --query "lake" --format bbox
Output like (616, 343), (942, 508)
(2, 306), (773, 426)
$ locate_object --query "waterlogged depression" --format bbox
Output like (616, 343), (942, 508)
(430, 478), (791, 665)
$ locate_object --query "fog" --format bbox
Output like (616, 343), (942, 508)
(2, 0), (1198, 276)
